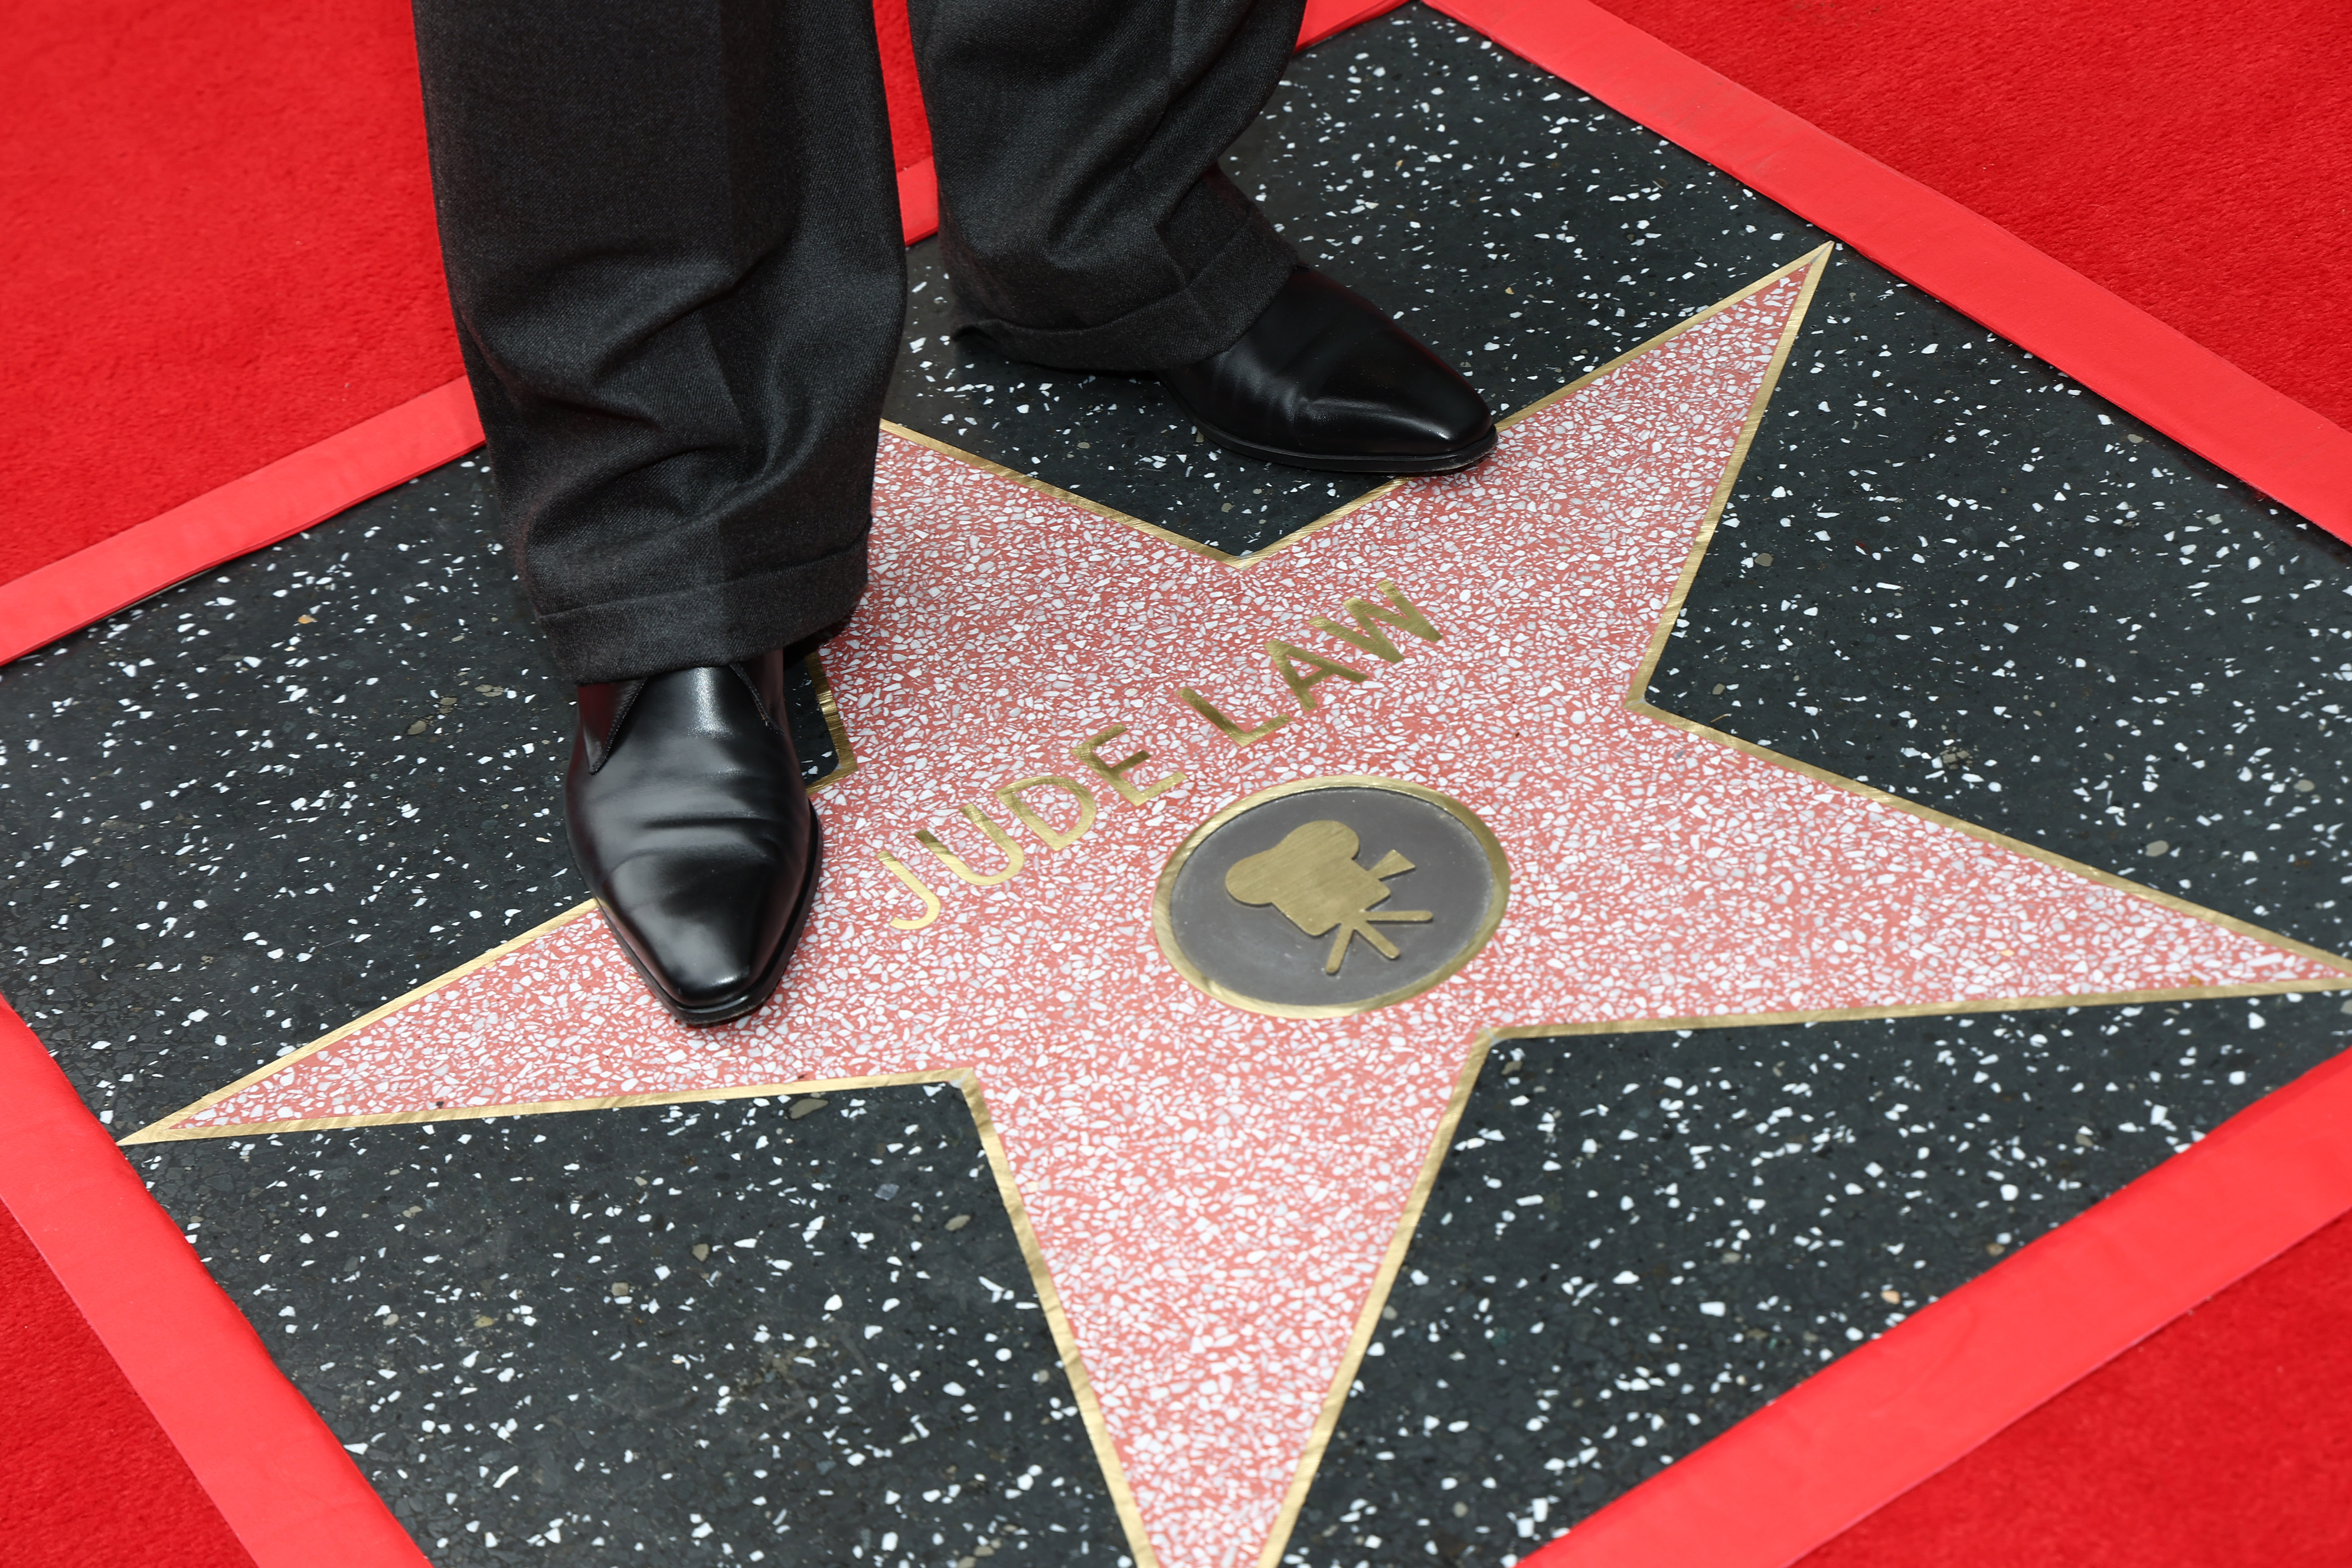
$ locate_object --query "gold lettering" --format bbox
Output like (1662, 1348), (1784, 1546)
(1178, 687), (1292, 747)
(915, 804), (1027, 886)
(994, 775), (1098, 850)
(1307, 580), (1442, 662)
(876, 850), (943, 932)
(1072, 724), (1184, 805)
(1265, 639), (1368, 711)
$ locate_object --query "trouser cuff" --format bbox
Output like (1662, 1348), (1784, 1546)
(954, 212), (1298, 374)
(534, 530), (869, 684)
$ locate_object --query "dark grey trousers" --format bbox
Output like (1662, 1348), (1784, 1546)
(412, 0), (1305, 682)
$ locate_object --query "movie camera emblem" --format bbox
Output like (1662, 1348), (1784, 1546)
(1153, 776), (1510, 1018)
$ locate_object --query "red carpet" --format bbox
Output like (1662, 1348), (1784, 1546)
(1593, 0), (2352, 436)
(1, 0), (454, 590)
(1799, 1208), (2352, 1567)
(5, 0), (2350, 596)
(0, 1199), (254, 1568)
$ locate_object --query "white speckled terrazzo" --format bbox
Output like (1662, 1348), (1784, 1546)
(152, 260), (2344, 1568)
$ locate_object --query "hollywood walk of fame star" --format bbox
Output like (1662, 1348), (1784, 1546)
(132, 249), (2351, 1568)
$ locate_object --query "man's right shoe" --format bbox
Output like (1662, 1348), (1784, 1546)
(1159, 266), (1495, 475)
(565, 652), (822, 1025)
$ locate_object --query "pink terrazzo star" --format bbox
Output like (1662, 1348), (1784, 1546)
(140, 253), (2348, 1568)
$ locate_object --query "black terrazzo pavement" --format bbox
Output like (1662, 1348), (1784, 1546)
(1642, 257), (2352, 956)
(149, 1089), (1121, 1566)
(1282, 995), (2351, 1564)
(3, 4), (2348, 1564)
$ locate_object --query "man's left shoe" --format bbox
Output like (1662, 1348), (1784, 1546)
(565, 652), (822, 1025)
(1159, 267), (1495, 475)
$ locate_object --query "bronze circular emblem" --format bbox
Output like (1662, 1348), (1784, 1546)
(1152, 776), (1510, 1018)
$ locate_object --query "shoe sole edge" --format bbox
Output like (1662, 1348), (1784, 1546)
(1180, 417), (1498, 476)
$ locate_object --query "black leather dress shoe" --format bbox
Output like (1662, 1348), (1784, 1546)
(1159, 267), (1495, 475)
(566, 652), (822, 1025)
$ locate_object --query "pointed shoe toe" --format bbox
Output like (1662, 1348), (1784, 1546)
(1159, 267), (1495, 475)
(599, 843), (802, 1015)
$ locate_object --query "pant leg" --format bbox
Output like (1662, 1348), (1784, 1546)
(909, 0), (1308, 373)
(411, 0), (906, 684)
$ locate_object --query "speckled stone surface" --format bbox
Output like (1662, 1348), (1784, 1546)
(2, 462), (583, 1129)
(149, 1089), (1123, 1564)
(2, 5), (2348, 1567)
